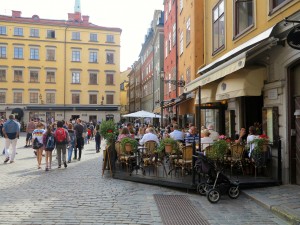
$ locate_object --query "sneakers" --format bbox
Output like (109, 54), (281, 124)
(67, 160), (71, 163)
(4, 157), (9, 163)
(24, 145), (28, 148)
(10, 161), (14, 163)
(78, 158), (81, 161)
(58, 165), (61, 168)
(64, 162), (67, 168)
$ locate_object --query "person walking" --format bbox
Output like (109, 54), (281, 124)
(2, 114), (20, 163)
(94, 124), (101, 153)
(54, 121), (70, 169)
(67, 123), (76, 163)
(32, 122), (45, 169)
(74, 118), (84, 161)
(43, 125), (55, 171)
(25, 118), (36, 147)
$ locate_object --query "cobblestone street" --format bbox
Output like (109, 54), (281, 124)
(0, 134), (287, 225)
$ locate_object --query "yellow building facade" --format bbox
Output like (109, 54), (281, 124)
(120, 68), (131, 116)
(0, 10), (121, 125)
(176, 0), (204, 127)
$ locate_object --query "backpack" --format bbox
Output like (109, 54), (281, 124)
(45, 134), (55, 150)
(55, 128), (67, 144)
(33, 137), (42, 149)
(69, 132), (76, 145)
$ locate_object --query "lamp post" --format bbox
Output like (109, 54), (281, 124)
(160, 70), (165, 128)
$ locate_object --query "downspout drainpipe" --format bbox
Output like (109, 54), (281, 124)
(64, 24), (69, 119)
(175, 0), (179, 118)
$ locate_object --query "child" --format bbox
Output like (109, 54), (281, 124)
(43, 125), (55, 171)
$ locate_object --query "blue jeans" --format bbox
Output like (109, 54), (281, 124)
(68, 143), (75, 162)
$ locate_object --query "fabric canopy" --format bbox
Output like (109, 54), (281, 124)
(122, 110), (161, 118)
(215, 67), (267, 100)
(195, 82), (219, 105)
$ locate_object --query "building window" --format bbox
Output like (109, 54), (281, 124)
(14, 47), (23, 59)
(14, 27), (23, 36)
(89, 51), (98, 63)
(29, 92), (38, 104)
(72, 72), (80, 84)
(30, 28), (39, 37)
(172, 23), (176, 46)
(213, 0), (225, 53)
(165, 40), (168, 58)
(46, 93), (55, 104)
(179, 31), (183, 55)
(168, 32), (172, 52)
(106, 73), (114, 85)
(0, 70), (6, 81)
(14, 70), (23, 82)
(120, 83), (125, 91)
(179, 0), (183, 12)
(46, 49), (55, 61)
(29, 71), (39, 83)
(30, 48), (39, 60)
(89, 94), (97, 104)
(72, 32), (80, 40)
(0, 46), (6, 58)
(106, 34), (114, 43)
(47, 30), (55, 38)
(13, 92), (22, 103)
(106, 52), (114, 64)
(234, 0), (254, 36)
(46, 71), (55, 83)
(270, 0), (292, 11)
(186, 17), (191, 46)
(106, 94), (114, 104)
(89, 73), (98, 84)
(72, 50), (81, 62)
(90, 33), (98, 41)
(186, 67), (191, 83)
(0, 92), (5, 103)
(72, 93), (80, 104)
(0, 26), (6, 35)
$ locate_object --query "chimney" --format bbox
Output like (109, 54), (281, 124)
(12, 10), (21, 18)
(68, 13), (75, 21)
(74, 12), (81, 21)
(82, 15), (89, 24)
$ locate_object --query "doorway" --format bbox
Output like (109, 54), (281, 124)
(288, 61), (300, 184)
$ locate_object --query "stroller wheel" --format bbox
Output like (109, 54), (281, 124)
(228, 186), (240, 199)
(197, 182), (209, 196)
(207, 189), (220, 203)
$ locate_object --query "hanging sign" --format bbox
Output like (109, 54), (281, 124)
(287, 24), (300, 50)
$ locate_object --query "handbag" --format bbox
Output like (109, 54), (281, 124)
(33, 138), (43, 149)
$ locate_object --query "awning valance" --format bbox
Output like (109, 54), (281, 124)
(184, 26), (276, 93)
(195, 82), (219, 105)
(215, 67), (267, 100)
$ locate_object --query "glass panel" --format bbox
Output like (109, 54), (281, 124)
(219, 16), (225, 48)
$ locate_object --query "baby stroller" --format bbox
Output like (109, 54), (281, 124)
(194, 153), (240, 203)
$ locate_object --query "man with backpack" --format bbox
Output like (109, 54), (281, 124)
(54, 120), (70, 168)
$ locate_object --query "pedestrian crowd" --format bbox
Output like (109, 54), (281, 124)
(1, 115), (101, 171)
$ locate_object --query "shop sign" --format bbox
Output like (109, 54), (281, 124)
(287, 25), (300, 50)
(268, 89), (278, 100)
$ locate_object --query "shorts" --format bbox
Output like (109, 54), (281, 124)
(26, 133), (32, 141)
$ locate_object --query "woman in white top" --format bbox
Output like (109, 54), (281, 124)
(201, 129), (214, 152)
(32, 122), (45, 169)
(246, 126), (257, 158)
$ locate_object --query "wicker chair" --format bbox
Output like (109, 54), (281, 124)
(174, 145), (193, 176)
(230, 144), (245, 176)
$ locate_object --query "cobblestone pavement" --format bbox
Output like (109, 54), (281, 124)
(0, 133), (287, 225)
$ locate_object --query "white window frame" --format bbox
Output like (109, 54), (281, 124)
(179, 31), (184, 55)
(29, 92), (39, 104)
(46, 92), (55, 104)
(46, 48), (55, 61)
(30, 48), (39, 60)
(72, 72), (80, 84)
(13, 91), (23, 104)
(72, 50), (81, 62)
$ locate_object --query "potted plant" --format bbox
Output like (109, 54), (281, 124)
(249, 134), (270, 158)
(120, 137), (138, 154)
(100, 120), (117, 146)
(157, 137), (180, 155)
(206, 136), (229, 161)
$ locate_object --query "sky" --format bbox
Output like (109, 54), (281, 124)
(0, 0), (163, 71)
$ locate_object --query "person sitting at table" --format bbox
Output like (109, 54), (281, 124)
(185, 125), (199, 144)
(235, 127), (247, 144)
(247, 126), (257, 158)
(208, 124), (219, 141)
(169, 124), (185, 143)
(117, 127), (133, 142)
(139, 127), (160, 146)
(126, 122), (135, 139)
(201, 129), (214, 151)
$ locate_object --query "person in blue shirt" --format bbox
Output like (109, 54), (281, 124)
(185, 125), (200, 144)
(169, 124), (185, 143)
(2, 114), (20, 163)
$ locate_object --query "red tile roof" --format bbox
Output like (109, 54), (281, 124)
(0, 14), (122, 33)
